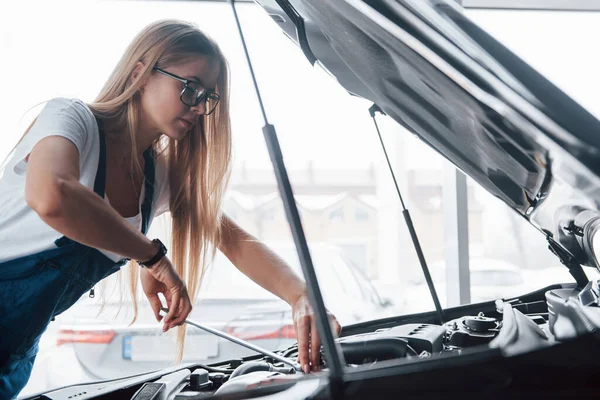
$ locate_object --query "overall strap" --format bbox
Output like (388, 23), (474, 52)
(140, 148), (155, 236)
(92, 117), (107, 198)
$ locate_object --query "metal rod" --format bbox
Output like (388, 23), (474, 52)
(369, 105), (406, 210)
(369, 104), (444, 324)
(229, 0), (268, 125)
(159, 308), (302, 372)
(229, 0), (346, 384)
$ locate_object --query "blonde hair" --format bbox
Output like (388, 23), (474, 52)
(89, 19), (232, 360)
(2, 19), (231, 360)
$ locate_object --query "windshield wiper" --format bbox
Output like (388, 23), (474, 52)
(369, 104), (445, 324)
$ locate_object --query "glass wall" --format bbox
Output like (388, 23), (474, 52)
(462, 8), (600, 300)
(3, 1), (600, 395)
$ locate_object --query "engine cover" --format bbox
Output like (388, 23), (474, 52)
(335, 323), (446, 361)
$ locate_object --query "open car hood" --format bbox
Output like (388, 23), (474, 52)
(254, 0), (600, 269)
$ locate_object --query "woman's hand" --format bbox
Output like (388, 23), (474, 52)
(291, 294), (342, 373)
(140, 256), (192, 332)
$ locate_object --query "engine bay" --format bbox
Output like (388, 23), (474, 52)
(32, 281), (600, 400)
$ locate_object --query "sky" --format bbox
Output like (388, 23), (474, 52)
(1, 2), (600, 173)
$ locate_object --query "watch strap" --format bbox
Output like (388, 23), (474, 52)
(138, 239), (167, 268)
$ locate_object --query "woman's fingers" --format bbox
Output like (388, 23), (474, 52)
(164, 291), (180, 332)
(168, 288), (192, 328)
(329, 313), (342, 336)
(149, 257), (193, 332)
(181, 291), (193, 320)
(288, 296), (343, 374)
(310, 318), (321, 371)
(146, 293), (163, 323)
(307, 313), (338, 371)
(162, 284), (194, 331)
(295, 314), (311, 373)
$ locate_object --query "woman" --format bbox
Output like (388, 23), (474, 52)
(0, 19), (340, 398)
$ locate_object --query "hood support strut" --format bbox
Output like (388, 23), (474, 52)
(369, 104), (445, 324)
(229, 0), (346, 390)
(547, 236), (589, 289)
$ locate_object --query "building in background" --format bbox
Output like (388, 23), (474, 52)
(223, 162), (485, 282)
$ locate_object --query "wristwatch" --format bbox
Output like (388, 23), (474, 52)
(137, 238), (167, 268)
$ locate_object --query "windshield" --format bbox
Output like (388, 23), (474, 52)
(7, 1), (600, 397)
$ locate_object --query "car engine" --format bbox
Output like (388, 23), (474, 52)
(195, 282), (598, 397)
(36, 283), (600, 400)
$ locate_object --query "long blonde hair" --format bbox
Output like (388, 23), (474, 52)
(88, 19), (232, 359)
(1, 19), (231, 361)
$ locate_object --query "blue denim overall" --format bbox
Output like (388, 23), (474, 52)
(0, 119), (156, 399)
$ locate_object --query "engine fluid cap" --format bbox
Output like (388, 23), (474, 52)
(463, 315), (497, 332)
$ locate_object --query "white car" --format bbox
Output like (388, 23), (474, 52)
(401, 258), (532, 313)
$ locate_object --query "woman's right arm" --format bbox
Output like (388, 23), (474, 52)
(25, 135), (157, 262)
(25, 135), (191, 328)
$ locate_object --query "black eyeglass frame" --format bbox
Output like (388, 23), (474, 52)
(153, 67), (220, 115)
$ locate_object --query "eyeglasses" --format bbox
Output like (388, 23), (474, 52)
(153, 67), (220, 115)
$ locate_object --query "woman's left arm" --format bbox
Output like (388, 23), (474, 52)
(218, 214), (341, 373)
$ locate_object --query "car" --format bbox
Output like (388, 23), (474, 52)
(20, 0), (600, 399)
(521, 265), (600, 289)
(401, 258), (532, 312)
(42, 242), (396, 389)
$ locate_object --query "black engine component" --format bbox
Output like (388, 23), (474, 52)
(328, 323), (446, 365)
(377, 324), (446, 353)
(336, 337), (413, 364)
(463, 315), (497, 332)
(208, 372), (228, 389)
(189, 369), (212, 391)
(446, 314), (501, 347)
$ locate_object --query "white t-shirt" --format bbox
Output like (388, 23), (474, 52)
(0, 98), (170, 263)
